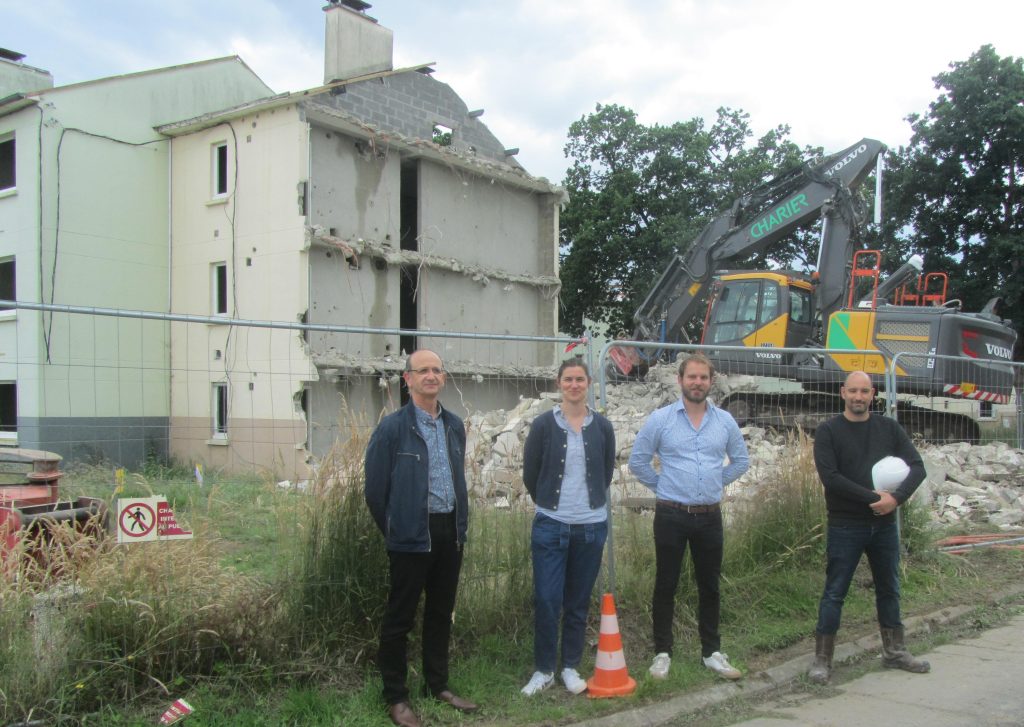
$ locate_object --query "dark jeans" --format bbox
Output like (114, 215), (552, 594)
(816, 521), (902, 635)
(531, 513), (607, 673)
(378, 513), (463, 705)
(652, 506), (723, 658)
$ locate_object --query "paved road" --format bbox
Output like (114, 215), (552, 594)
(726, 613), (1024, 727)
(572, 609), (1024, 727)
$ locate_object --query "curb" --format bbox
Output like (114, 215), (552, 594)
(568, 584), (1024, 727)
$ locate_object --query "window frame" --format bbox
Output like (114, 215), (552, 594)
(0, 256), (15, 316)
(0, 133), (15, 195)
(0, 381), (17, 442)
(211, 382), (229, 440)
(211, 141), (229, 199)
(211, 262), (228, 316)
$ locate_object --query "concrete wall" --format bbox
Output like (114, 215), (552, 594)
(168, 103), (314, 478)
(307, 123), (402, 358)
(0, 58), (53, 96)
(308, 372), (551, 456)
(313, 71), (517, 168)
(417, 160), (559, 366)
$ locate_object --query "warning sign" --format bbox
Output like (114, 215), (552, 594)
(117, 497), (193, 544)
(119, 501), (157, 541)
(157, 500), (192, 540)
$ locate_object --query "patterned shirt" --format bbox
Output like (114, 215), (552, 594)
(629, 399), (749, 505)
(415, 404), (456, 514)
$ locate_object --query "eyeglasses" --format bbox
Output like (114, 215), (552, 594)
(409, 367), (445, 376)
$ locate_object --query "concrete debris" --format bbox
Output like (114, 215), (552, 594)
(312, 350), (558, 380)
(465, 374), (1024, 530)
(308, 225), (561, 298)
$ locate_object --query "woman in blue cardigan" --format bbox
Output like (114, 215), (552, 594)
(520, 358), (616, 696)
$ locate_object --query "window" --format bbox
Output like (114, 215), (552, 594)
(979, 400), (994, 420)
(0, 135), (14, 192)
(707, 280), (763, 343)
(212, 262), (228, 315)
(0, 257), (13, 310)
(431, 123), (453, 147)
(212, 382), (228, 438)
(0, 382), (16, 438)
(790, 287), (812, 324)
(211, 141), (228, 197)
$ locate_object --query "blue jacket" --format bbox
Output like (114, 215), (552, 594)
(364, 401), (469, 552)
(522, 408), (616, 511)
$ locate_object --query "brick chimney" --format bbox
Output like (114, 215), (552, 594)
(323, 1), (394, 84)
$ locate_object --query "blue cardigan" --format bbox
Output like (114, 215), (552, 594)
(522, 408), (616, 511)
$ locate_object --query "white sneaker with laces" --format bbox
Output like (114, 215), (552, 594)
(521, 670), (554, 696)
(703, 651), (742, 680)
(649, 652), (671, 679)
(561, 667), (587, 695)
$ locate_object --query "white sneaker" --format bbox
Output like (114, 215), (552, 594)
(649, 652), (671, 679)
(561, 667), (587, 695)
(703, 651), (742, 680)
(521, 670), (554, 696)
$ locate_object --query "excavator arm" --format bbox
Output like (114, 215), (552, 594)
(632, 139), (886, 343)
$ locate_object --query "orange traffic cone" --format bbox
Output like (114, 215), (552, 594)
(587, 593), (637, 698)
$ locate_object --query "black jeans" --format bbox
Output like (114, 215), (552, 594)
(378, 512), (463, 705)
(652, 505), (723, 658)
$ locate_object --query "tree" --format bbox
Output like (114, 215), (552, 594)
(884, 45), (1024, 357)
(558, 104), (809, 336)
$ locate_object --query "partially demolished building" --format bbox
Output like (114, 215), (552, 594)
(160, 2), (565, 475)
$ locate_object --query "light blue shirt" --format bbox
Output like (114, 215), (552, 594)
(628, 399), (749, 505)
(414, 403), (456, 514)
(537, 407), (607, 525)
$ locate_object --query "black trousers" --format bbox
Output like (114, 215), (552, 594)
(378, 512), (463, 705)
(651, 506), (724, 658)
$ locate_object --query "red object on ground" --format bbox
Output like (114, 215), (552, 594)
(0, 449), (105, 570)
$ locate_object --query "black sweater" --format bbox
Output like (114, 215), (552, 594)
(813, 414), (926, 525)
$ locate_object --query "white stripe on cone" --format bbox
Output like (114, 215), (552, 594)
(596, 649), (627, 670)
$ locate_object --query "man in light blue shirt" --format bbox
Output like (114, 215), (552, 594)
(629, 353), (749, 682)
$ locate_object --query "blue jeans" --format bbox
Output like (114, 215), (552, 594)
(531, 513), (607, 673)
(816, 521), (902, 635)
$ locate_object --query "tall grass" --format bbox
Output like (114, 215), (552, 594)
(294, 420), (388, 658)
(0, 427), (972, 724)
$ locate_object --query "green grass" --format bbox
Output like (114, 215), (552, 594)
(2, 435), (1022, 725)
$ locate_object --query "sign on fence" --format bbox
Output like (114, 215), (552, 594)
(116, 497), (193, 543)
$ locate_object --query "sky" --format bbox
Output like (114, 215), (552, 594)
(5, 0), (1024, 183)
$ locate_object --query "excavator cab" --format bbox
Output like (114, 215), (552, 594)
(701, 271), (815, 373)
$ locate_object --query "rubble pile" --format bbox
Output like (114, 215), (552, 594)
(465, 375), (1024, 529)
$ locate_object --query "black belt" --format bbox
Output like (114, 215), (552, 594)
(429, 511), (455, 520)
(656, 499), (720, 514)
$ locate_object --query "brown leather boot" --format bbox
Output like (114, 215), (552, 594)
(880, 626), (930, 673)
(807, 632), (835, 684)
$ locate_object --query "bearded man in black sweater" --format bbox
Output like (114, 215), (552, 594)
(807, 370), (931, 684)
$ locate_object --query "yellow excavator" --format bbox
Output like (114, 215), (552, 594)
(608, 139), (1018, 441)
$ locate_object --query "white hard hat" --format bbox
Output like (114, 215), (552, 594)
(872, 456), (910, 492)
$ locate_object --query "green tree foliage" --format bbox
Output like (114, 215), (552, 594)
(884, 45), (1024, 355)
(558, 104), (808, 336)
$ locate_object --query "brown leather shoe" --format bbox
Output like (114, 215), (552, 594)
(387, 701), (422, 727)
(435, 689), (479, 713)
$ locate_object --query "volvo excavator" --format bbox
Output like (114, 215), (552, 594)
(607, 138), (1018, 441)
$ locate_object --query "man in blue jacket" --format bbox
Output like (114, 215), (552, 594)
(365, 349), (477, 727)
